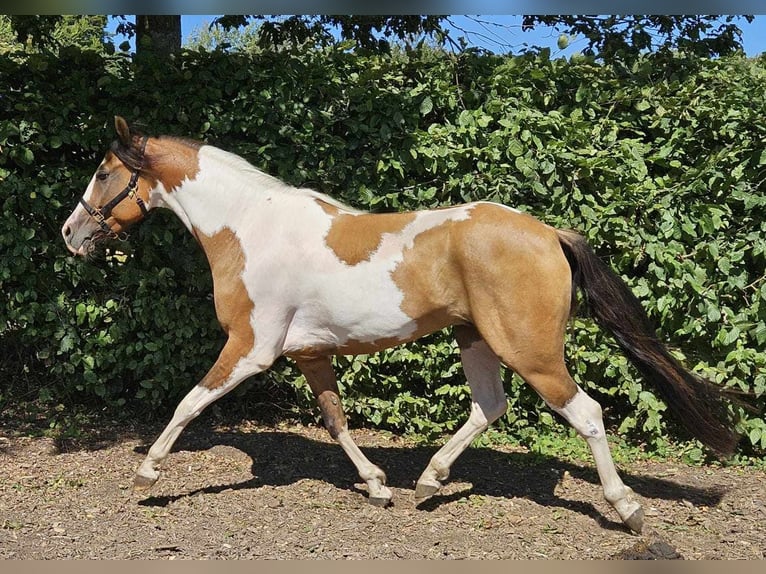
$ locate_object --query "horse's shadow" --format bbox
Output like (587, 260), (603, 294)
(134, 426), (728, 532)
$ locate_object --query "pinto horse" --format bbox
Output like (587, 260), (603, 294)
(62, 117), (738, 533)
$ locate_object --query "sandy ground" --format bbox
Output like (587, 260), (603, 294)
(1, 420), (764, 559)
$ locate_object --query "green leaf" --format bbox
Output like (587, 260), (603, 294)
(753, 322), (766, 345)
(508, 140), (524, 157)
(635, 100), (651, 111)
(419, 96), (433, 116)
(75, 303), (86, 325)
(457, 109), (473, 126)
(719, 326), (741, 346)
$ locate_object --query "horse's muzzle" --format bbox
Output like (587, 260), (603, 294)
(61, 209), (93, 257)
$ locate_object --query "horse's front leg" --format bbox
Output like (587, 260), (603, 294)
(295, 356), (393, 507)
(133, 337), (276, 490)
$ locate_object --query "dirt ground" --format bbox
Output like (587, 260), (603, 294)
(1, 419), (764, 560)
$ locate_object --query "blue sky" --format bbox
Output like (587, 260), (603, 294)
(108, 15), (766, 57)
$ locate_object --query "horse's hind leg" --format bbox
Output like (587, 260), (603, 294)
(295, 356), (392, 506)
(456, 226), (644, 532)
(549, 380), (644, 532)
(482, 323), (644, 533)
(414, 324), (507, 501)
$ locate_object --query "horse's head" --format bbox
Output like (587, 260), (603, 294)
(62, 116), (154, 257)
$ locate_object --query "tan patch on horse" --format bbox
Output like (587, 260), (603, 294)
(324, 211), (417, 266)
(390, 218), (470, 336)
(149, 137), (201, 192)
(194, 227), (255, 389)
(391, 203), (577, 408)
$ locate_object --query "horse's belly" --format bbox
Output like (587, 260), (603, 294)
(281, 285), (417, 356)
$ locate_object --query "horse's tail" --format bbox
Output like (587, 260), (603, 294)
(556, 229), (739, 457)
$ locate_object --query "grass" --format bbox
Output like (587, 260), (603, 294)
(471, 426), (766, 471)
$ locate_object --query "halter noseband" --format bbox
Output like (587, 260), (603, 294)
(79, 135), (150, 239)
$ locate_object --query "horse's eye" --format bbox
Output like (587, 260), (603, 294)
(96, 172), (109, 181)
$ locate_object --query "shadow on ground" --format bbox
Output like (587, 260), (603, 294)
(127, 425), (727, 532)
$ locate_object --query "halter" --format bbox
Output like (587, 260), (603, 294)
(79, 135), (150, 239)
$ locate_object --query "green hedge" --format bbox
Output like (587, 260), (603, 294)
(1, 44), (764, 455)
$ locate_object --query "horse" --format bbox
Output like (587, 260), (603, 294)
(62, 116), (738, 534)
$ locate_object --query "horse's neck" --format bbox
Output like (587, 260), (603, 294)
(157, 145), (305, 238)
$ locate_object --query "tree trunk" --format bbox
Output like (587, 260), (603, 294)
(135, 15), (181, 56)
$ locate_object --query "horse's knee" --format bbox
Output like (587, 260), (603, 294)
(317, 390), (347, 439)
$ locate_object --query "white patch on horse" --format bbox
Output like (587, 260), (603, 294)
(280, 206), (475, 351)
(65, 168), (99, 225)
(154, 146), (289, 235)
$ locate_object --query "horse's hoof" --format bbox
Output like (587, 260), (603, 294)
(368, 495), (392, 508)
(132, 473), (158, 492)
(414, 480), (440, 503)
(623, 507), (644, 534)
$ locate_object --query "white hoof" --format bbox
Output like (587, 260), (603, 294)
(367, 480), (393, 507)
(133, 469), (159, 491)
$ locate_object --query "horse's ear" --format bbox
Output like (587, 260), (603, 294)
(114, 116), (132, 146)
